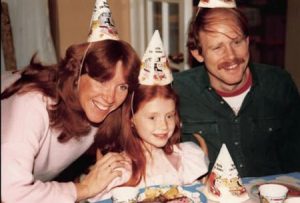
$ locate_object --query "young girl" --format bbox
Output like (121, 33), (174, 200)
(121, 84), (208, 188)
(121, 30), (208, 189)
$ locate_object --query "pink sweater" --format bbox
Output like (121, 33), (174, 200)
(1, 92), (96, 203)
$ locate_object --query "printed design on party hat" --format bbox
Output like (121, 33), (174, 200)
(87, 0), (119, 42)
(139, 30), (173, 86)
(198, 0), (236, 8)
(203, 144), (249, 202)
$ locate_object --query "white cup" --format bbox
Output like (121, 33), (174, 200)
(111, 186), (139, 203)
(258, 184), (288, 203)
(284, 197), (300, 203)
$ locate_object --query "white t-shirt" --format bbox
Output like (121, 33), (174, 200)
(222, 86), (251, 115)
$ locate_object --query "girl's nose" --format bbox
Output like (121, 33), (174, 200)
(157, 118), (168, 130)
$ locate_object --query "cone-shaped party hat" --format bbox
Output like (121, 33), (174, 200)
(138, 30), (173, 86)
(87, 0), (119, 42)
(198, 0), (236, 8)
(203, 144), (249, 202)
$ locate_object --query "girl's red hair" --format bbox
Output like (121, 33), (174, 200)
(121, 85), (181, 185)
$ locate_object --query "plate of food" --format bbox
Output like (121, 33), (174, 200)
(137, 185), (207, 203)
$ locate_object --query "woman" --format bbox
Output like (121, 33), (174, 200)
(1, 39), (140, 202)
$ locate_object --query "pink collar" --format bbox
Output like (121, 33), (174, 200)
(216, 72), (252, 97)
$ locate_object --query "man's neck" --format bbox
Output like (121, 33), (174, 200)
(214, 68), (252, 97)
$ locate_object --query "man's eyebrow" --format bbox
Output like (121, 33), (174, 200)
(207, 42), (222, 49)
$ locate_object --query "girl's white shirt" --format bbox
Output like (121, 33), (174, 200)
(141, 142), (208, 187)
(90, 142), (209, 202)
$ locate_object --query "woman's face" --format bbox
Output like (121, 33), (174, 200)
(78, 61), (129, 123)
(132, 97), (176, 151)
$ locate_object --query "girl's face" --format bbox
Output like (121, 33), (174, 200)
(132, 97), (176, 151)
(78, 61), (129, 123)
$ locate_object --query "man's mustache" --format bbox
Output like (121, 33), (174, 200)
(218, 58), (245, 70)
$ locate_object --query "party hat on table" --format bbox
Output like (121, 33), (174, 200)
(203, 144), (249, 202)
(198, 0), (236, 8)
(138, 30), (173, 86)
(87, 0), (119, 42)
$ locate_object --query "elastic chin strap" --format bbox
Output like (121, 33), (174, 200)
(130, 91), (135, 125)
(77, 42), (92, 91)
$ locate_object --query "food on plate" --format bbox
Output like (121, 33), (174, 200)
(137, 186), (194, 203)
(163, 186), (181, 199)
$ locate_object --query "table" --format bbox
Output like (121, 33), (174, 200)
(93, 172), (300, 203)
(242, 172), (300, 203)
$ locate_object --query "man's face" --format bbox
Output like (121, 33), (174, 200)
(198, 22), (250, 92)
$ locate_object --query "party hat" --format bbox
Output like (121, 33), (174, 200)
(138, 30), (173, 86)
(203, 144), (249, 202)
(87, 0), (119, 42)
(198, 0), (236, 8)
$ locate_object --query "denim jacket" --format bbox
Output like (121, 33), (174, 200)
(173, 63), (300, 177)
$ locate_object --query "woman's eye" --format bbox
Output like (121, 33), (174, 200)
(119, 84), (129, 91)
(212, 46), (221, 50)
(148, 116), (155, 120)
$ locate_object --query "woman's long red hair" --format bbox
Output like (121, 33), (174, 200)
(1, 40), (140, 143)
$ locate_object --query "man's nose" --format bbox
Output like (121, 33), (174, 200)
(224, 45), (236, 59)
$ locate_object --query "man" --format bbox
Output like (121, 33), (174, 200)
(173, 0), (300, 177)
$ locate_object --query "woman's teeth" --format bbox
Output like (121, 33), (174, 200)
(93, 100), (109, 111)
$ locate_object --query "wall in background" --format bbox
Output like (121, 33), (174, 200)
(1, 0), (57, 70)
(237, 0), (287, 68)
(49, 0), (130, 59)
(48, 0), (299, 89)
(285, 0), (300, 90)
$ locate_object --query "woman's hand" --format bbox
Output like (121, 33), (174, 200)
(75, 150), (131, 201)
